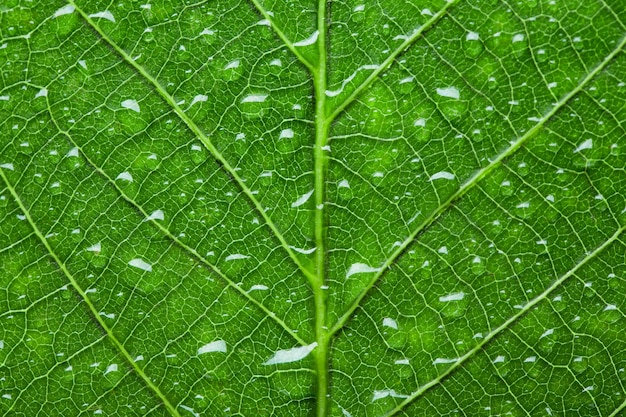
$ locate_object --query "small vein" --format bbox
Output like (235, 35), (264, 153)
(69, 0), (317, 286)
(383, 225), (625, 417)
(608, 396), (626, 417)
(330, 32), (626, 337)
(247, 0), (316, 72)
(327, 0), (460, 122)
(0, 169), (183, 417)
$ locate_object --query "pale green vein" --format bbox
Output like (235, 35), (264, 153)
(312, 0), (331, 415)
(69, 0), (318, 286)
(247, 0), (316, 72)
(327, 0), (460, 122)
(44, 100), (308, 348)
(330, 33), (626, 337)
(608, 397), (626, 417)
(0, 169), (182, 417)
(383, 224), (626, 416)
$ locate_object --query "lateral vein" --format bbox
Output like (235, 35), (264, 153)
(69, 0), (317, 286)
(330, 32), (626, 337)
(327, 0), (460, 123)
(44, 101), (309, 347)
(383, 225), (625, 416)
(0, 169), (183, 417)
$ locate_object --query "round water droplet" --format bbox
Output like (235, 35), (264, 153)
(500, 180), (514, 196)
(464, 38), (483, 58)
(50, 182), (63, 195)
(239, 92), (270, 118)
(517, 162), (529, 176)
(33, 173), (45, 184)
(470, 256), (485, 275)
(600, 306), (620, 324)
(217, 58), (245, 82)
(538, 330), (557, 354)
(437, 291), (470, 318)
(535, 48), (549, 63)
(571, 356), (588, 373)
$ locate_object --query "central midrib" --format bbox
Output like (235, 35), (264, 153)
(312, 0), (331, 415)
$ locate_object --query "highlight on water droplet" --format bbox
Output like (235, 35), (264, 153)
(264, 342), (317, 365)
(247, 284), (269, 292)
(294, 30), (319, 47)
(35, 88), (48, 99)
(436, 86), (460, 100)
(197, 340), (227, 355)
(54, 4), (75, 17)
(116, 171), (133, 182)
(429, 171), (455, 181)
(382, 317), (398, 330)
(128, 258), (152, 272)
(89, 11), (116, 23)
(85, 242), (102, 253)
(371, 389), (409, 402)
(225, 254), (249, 261)
(346, 263), (381, 279)
(291, 189), (314, 208)
(121, 99), (140, 113)
(573, 139), (592, 153)
(279, 128), (294, 139)
(144, 209), (164, 221)
(439, 292), (465, 302)
(190, 94), (208, 107)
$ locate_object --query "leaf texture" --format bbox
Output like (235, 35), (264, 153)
(1, 0), (626, 416)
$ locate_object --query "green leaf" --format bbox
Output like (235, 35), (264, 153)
(1, 0), (626, 416)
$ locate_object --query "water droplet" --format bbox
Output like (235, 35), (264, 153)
(88, 11), (116, 23)
(471, 256), (485, 275)
(571, 356), (588, 373)
(291, 189), (314, 208)
(116, 171), (133, 182)
(54, 4), (75, 17)
(223, 253), (248, 262)
(121, 99), (140, 113)
(517, 162), (529, 176)
(346, 263), (381, 279)
(573, 139), (592, 153)
(464, 32), (483, 57)
(144, 209), (164, 221)
(600, 304), (620, 323)
(197, 340), (227, 355)
(264, 343), (317, 365)
(128, 258), (152, 272)
(240, 92), (269, 118)
(437, 291), (469, 317)
(436, 86), (460, 99)
(429, 171), (455, 181)
(294, 30), (319, 47)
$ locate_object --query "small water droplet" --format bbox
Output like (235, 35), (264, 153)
(240, 92), (269, 118)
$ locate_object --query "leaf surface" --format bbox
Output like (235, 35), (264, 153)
(1, 0), (626, 416)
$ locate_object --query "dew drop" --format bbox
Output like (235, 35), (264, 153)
(128, 258), (152, 272)
(89, 11), (116, 23)
(264, 343), (317, 365)
(197, 340), (227, 355)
